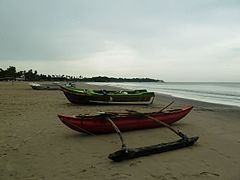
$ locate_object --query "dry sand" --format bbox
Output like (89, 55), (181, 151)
(0, 81), (240, 180)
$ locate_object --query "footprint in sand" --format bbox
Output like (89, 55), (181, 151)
(150, 172), (178, 180)
(111, 173), (132, 179)
(200, 171), (220, 177)
(129, 160), (142, 167)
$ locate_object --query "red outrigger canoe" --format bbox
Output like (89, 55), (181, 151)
(57, 106), (193, 134)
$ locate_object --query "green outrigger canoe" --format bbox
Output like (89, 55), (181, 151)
(60, 86), (155, 105)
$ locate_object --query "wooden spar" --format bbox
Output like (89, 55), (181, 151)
(102, 101), (174, 117)
(158, 101), (175, 112)
(102, 115), (127, 151)
(126, 109), (188, 140)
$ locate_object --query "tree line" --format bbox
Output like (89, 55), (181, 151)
(0, 66), (82, 81)
(0, 66), (163, 82)
(82, 76), (162, 82)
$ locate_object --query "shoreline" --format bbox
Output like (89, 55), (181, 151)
(1, 81), (240, 180)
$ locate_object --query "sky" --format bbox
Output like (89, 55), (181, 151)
(0, 0), (240, 82)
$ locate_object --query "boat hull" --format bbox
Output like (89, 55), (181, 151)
(57, 106), (193, 134)
(60, 86), (155, 105)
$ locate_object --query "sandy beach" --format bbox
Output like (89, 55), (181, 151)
(0, 81), (240, 180)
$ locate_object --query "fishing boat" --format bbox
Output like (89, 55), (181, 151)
(60, 85), (155, 105)
(57, 106), (193, 134)
(30, 82), (60, 90)
(58, 104), (198, 161)
(30, 82), (75, 90)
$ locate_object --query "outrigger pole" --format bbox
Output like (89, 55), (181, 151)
(126, 101), (187, 139)
(103, 115), (127, 151)
(158, 100), (175, 112)
(126, 109), (188, 140)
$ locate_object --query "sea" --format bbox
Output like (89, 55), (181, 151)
(88, 82), (240, 107)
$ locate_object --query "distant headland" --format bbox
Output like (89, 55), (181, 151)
(0, 66), (164, 82)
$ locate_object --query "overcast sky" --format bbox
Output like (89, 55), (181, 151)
(0, 0), (240, 81)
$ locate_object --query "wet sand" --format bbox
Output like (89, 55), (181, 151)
(0, 81), (240, 180)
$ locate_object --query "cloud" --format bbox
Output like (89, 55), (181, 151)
(63, 41), (143, 77)
(1, 0), (240, 81)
